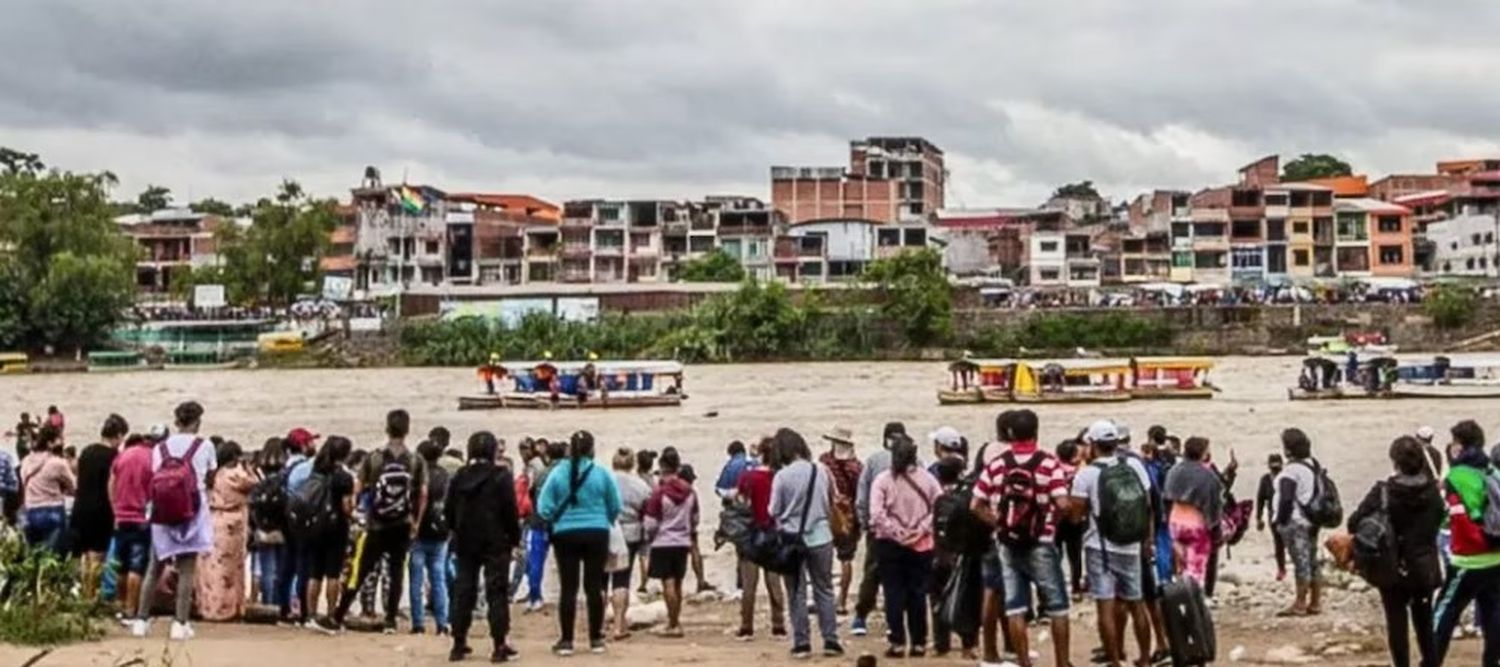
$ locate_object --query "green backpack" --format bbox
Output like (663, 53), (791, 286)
(1095, 459), (1151, 545)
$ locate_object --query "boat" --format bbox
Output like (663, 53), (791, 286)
(87, 351), (158, 373)
(1009, 359), (1134, 403)
(938, 358), (1014, 404)
(1129, 357), (1217, 399)
(1306, 333), (1397, 356)
(0, 352), (27, 374)
(1288, 354), (1500, 400)
(458, 360), (686, 410)
(164, 350), (245, 371)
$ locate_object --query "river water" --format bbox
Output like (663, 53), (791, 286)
(5, 357), (1490, 495)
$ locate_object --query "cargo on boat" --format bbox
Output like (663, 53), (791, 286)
(459, 359), (685, 410)
(1289, 353), (1500, 400)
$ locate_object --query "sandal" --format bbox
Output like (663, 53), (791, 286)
(612, 631), (632, 641)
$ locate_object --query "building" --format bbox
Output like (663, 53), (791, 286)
(447, 193), (560, 286)
(848, 136), (946, 221)
(1372, 159), (1500, 274)
(931, 208), (1036, 279)
(553, 200), (672, 284)
(770, 166), (899, 225)
(350, 176), (450, 294)
(115, 208), (225, 294)
(706, 197), (779, 281)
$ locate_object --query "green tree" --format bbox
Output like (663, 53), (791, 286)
(1425, 284), (1476, 330)
(1052, 180), (1101, 199)
(214, 180), (338, 305)
(676, 249), (746, 282)
(136, 184), (172, 212)
(0, 147), (43, 175)
(0, 159), (137, 351)
(1281, 153), (1353, 181)
(862, 247), (952, 346)
(189, 197), (236, 217)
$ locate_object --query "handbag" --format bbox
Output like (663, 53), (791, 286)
(939, 554), (982, 636)
(753, 463), (821, 576)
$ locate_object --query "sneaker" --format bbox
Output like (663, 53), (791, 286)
(306, 618), (341, 636)
(383, 621), (398, 635)
(1150, 649), (1172, 666)
(276, 617), (299, 628)
(497, 645), (520, 660)
(734, 628), (754, 642)
(552, 640), (575, 657)
(169, 621), (194, 641)
(129, 619), (149, 638)
(590, 638), (606, 654)
(850, 617), (868, 637)
(525, 601), (544, 614)
(823, 640), (845, 657)
(450, 644), (473, 662)
(790, 645), (813, 660)
(437, 626), (451, 637)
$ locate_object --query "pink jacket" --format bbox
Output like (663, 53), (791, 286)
(870, 468), (942, 552)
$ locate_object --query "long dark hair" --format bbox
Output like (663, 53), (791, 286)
(773, 428), (811, 464)
(315, 436), (353, 474)
(207, 440), (243, 490)
(570, 430), (596, 488)
(258, 437), (287, 473)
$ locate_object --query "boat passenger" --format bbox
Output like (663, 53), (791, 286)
(534, 352), (560, 403)
(578, 352), (600, 404)
(477, 353), (505, 395)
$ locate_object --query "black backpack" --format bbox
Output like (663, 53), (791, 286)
(248, 471), (289, 533)
(418, 466), (451, 540)
(1352, 482), (1400, 588)
(371, 451), (415, 523)
(287, 467), (334, 539)
(1297, 459), (1344, 529)
(935, 446), (996, 556)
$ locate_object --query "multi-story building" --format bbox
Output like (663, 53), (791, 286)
(932, 208), (1036, 279)
(350, 172), (450, 294)
(770, 166), (899, 224)
(1371, 159), (1500, 275)
(447, 194), (560, 286)
(848, 136), (946, 221)
(553, 200), (670, 284)
(116, 208), (225, 294)
(709, 197), (779, 282)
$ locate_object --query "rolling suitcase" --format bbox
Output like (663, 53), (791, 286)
(1161, 577), (1216, 666)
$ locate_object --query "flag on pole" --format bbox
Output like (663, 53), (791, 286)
(396, 186), (425, 214)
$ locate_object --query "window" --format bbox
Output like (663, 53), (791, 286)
(1488, 232), (1496, 244)
(1378, 245), (1404, 265)
(905, 182), (923, 199)
(598, 207), (621, 222)
(1336, 213), (1368, 241)
(1039, 241), (1059, 253)
(1172, 251), (1192, 268)
(1171, 222), (1191, 239)
(1472, 233), (1482, 246)
(1267, 246), (1287, 273)
(1377, 216), (1402, 233)
(877, 229), (901, 246)
(1292, 221), (1309, 235)
(1467, 258), (1476, 270)
(905, 229), (927, 246)
(1443, 262), (1451, 273)
(1264, 194), (1289, 206)
(1194, 252), (1226, 269)
(1452, 241), (1460, 251)
(1231, 248), (1263, 269)
(1266, 219), (1287, 241)
(1039, 268), (1061, 281)
(908, 203), (924, 215)
(1335, 247), (1370, 272)
(1293, 249), (1310, 267)
(1193, 222), (1226, 238)
(1231, 219), (1261, 239)
(425, 240), (439, 255)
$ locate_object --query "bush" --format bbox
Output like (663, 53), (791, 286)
(1424, 284), (1477, 330)
(0, 537), (102, 645)
(962, 312), (1175, 355)
(862, 248), (952, 347)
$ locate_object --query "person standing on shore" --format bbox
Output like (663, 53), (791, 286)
(21, 425), (74, 554)
(771, 428), (843, 660)
(609, 448), (650, 641)
(196, 440), (259, 622)
(298, 436), (355, 632)
(537, 430), (622, 656)
(409, 440), (451, 635)
(74, 414), (128, 600)
(331, 409), (428, 634)
(1162, 437), (1224, 584)
(1432, 419), (1500, 665)
(1272, 428), (1324, 618)
(852, 421), (907, 636)
(131, 401), (216, 641)
(1347, 436), (1443, 667)
(110, 433), (155, 620)
(871, 435), (943, 658)
(445, 431), (521, 663)
(1255, 453), (1287, 581)
(643, 448), (698, 638)
(818, 427), (862, 616)
(522, 439), (566, 612)
(735, 437), (787, 641)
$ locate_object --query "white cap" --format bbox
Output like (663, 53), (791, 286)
(147, 423), (170, 442)
(1086, 420), (1120, 444)
(929, 426), (964, 451)
(1415, 426), (1435, 442)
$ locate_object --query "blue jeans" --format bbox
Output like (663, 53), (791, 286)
(526, 527), (549, 604)
(256, 544), (286, 607)
(998, 542), (1070, 618)
(409, 539), (451, 630)
(509, 539), (529, 598)
(23, 506), (66, 555)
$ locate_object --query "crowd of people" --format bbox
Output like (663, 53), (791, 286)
(2, 402), (1498, 667)
(988, 281), (1427, 310)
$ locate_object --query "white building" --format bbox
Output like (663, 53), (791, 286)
(1428, 213), (1500, 277)
(1029, 231), (1066, 286)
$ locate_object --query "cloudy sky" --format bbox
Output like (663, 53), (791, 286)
(4, 0), (1499, 209)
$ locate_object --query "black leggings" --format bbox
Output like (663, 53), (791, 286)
(1057, 521), (1085, 591)
(334, 527), (410, 625)
(1380, 587), (1436, 667)
(552, 529), (610, 643)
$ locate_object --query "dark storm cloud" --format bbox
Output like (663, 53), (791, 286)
(2, 0), (1497, 204)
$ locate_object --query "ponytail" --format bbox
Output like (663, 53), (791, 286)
(570, 430), (596, 487)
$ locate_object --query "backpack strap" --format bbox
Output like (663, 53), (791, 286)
(796, 462), (820, 535)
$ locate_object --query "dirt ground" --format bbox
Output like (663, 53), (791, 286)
(2, 582), (1485, 667)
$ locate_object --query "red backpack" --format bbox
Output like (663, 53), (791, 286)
(995, 451), (1049, 547)
(150, 438), (205, 526)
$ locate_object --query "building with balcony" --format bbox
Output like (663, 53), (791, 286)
(932, 208), (1037, 279)
(350, 174), (450, 295)
(552, 199), (669, 284)
(446, 193), (560, 286)
(116, 208), (227, 294)
(770, 166), (899, 225)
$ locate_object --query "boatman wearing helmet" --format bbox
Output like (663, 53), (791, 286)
(477, 353), (506, 395)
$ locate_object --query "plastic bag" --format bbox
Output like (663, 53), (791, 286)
(606, 522), (629, 573)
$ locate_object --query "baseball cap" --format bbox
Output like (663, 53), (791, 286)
(147, 423), (170, 442)
(1085, 420), (1120, 444)
(285, 427), (320, 451)
(929, 426), (965, 451)
(1415, 426), (1435, 443)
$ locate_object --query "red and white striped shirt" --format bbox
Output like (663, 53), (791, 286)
(973, 440), (1068, 543)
